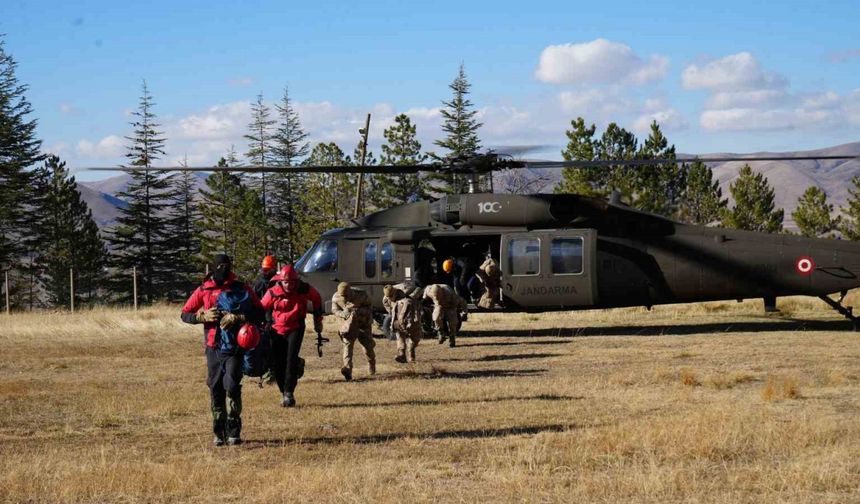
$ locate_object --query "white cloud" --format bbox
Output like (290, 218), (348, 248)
(633, 98), (688, 132)
(535, 39), (668, 86)
(682, 52), (787, 91)
(59, 103), (76, 114)
(173, 101), (250, 141)
(558, 88), (632, 119)
(686, 52), (860, 132)
(76, 135), (125, 159)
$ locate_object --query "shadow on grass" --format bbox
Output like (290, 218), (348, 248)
(245, 423), (589, 448)
(458, 340), (575, 348)
(471, 352), (564, 362)
(322, 367), (547, 384)
(303, 393), (581, 410)
(459, 318), (852, 338)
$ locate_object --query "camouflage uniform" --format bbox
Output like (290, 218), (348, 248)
(476, 257), (501, 309)
(385, 284), (423, 363)
(423, 284), (467, 347)
(332, 282), (376, 378)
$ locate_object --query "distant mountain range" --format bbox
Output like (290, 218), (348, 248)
(78, 142), (860, 231)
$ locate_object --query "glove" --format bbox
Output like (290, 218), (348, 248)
(220, 312), (245, 330)
(197, 308), (220, 323)
(314, 318), (324, 333)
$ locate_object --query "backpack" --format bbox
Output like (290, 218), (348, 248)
(215, 284), (252, 355)
(393, 297), (421, 333)
(242, 327), (271, 377)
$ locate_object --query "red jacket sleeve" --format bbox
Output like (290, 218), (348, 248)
(180, 287), (204, 324)
(182, 287), (204, 314)
(261, 289), (277, 311)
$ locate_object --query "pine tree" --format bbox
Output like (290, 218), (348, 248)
(433, 64), (483, 193)
(232, 186), (267, 280)
(721, 164), (784, 233)
(29, 156), (106, 308)
(372, 114), (428, 208)
(106, 81), (173, 303)
(244, 93), (276, 253)
(300, 143), (351, 251)
(198, 157), (245, 262)
(791, 186), (837, 238)
(840, 176), (860, 240)
(599, 123), (639, 202)
(678, 159), (727, 225)
(164, 156), (201, 298)
(0, 37), (43, 307)
(636, 121), (684, 216)
(270, 87), (310, 262)
(555, 117), (598, 196)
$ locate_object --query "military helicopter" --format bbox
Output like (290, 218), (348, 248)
(94, 150), (860, 331)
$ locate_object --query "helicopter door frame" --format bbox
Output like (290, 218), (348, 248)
(501, 229), (597, 309)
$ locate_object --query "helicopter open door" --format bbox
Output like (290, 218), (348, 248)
(501, 229), (597, 309)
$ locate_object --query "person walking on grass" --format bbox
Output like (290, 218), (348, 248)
(260, 264), (323, 407)
(181, 254), (264, 446)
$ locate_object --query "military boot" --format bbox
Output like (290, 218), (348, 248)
(282, 392), (296, 408)
(368, 361), (377, 375)
(341, 367), (353, 381)
(394, 353), (407, 363)
(448, 334), (456, 348)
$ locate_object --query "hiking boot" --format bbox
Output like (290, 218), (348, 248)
(368, 362), (377, 375)
(438, 334), (447, 344)
(227, 437), (242, 446)
(394, 354), (407, 363)
(283, 392), (296, 408)
(341, 367), (353, 381)
(448, 335), (456, 348)
(213, 435), (226, 447)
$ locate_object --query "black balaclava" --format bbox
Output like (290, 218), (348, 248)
(211, 254), (232, 285)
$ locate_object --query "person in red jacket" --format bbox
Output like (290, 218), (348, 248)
(180, 254), (264, 446)
(261, 264), (323, 407)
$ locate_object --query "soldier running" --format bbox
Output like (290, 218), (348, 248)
(423, 283), (467, 347)
(331, 282), (376, 381)
(475, 255), (501, 310)
(384, 283), (423, 363)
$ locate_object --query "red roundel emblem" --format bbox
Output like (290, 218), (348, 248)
(795, 256), (815, 275)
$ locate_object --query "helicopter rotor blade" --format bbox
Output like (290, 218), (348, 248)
(523, 154), (860, 169)
(85, 164), (432, 174)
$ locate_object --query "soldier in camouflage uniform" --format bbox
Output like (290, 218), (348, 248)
(475, 256), (501, 310)
(423, 283), (467, 348)
(384, 283), (424, 363)
(331, 282), (375, 381)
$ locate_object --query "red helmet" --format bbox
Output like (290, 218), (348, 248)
(261, 255), (276, 270)
(277, 264), (300, 281)
(237, 324), (261, 350)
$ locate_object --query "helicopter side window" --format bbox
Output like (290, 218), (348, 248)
(380, 242), (394, 279)
(508, 238), (540, 276)
(364, 241), (377, 278)
(297, 239), (338, 273)
(551, 238), (583, 274)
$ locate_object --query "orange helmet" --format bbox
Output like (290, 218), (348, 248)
(261, 255), (276, 269)
(442, 259), (455, 273)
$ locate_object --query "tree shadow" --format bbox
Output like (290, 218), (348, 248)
(302, 393), (581, 410)
(244, 422), (593, 449)
(471, 353), (564, 362)
(459, 318), (852, 338)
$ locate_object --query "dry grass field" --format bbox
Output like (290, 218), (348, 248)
(2, 296), (860, 503)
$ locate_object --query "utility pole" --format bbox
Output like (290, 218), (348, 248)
(133, 266), (138, 311)
(69, 268), (75, 313)
(353, 113), (371, 218)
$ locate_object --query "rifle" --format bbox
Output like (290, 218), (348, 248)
(316, 330), (329, 357)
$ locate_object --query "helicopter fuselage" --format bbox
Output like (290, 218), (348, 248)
(295, 193), (860, 318)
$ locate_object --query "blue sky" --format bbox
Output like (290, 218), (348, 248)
(3, 0), (859, 180)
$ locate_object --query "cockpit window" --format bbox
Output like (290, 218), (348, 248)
(296, 240), (338, 273)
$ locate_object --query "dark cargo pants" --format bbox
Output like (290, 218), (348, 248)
(205, 347), (243, 439)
